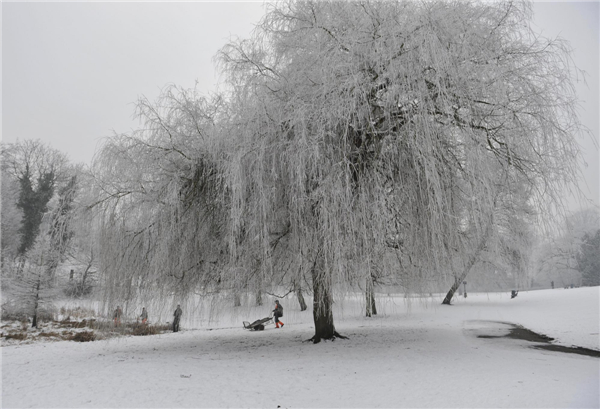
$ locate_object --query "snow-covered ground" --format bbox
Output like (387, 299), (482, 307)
(2, 287), (598, 408)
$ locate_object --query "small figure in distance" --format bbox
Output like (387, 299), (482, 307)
(113, 306), (122, 326)
(273, 300), (284, 328)
(140, 307), (148, 324)
(173, 304), (183, 332)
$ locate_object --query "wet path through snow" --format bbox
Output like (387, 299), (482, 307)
(464, 320), (600, 358)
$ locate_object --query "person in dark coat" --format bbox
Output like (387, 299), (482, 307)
(273, 300), (284, 328)
(113, 306), (122, 326)
(140, 307), (148, 324)
(173, 304), (183, 332)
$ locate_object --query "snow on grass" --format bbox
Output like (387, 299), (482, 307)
(2, 287), (598, 408)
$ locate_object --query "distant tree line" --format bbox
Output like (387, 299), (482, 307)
(534, 209), (600, 288)
(1, 140), (98, 327)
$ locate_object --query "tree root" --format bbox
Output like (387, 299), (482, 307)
(306, 331), (349, 344)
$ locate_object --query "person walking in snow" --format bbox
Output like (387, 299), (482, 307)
(113, 306), (122, 326)
(140, 307), (148, 324)
(273, 300), (284, 328)
(173, 304), (183, 332)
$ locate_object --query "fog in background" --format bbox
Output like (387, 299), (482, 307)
(2, 1), (598, 211)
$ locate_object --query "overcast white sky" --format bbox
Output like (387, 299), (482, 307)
(2, 1), (598, 210)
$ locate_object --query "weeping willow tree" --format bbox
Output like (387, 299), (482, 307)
(92, 0), (582, 342)
(217, 0), (582, 340)
(91, 87), (232, 316)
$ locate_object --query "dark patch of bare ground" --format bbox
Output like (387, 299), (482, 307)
(478, 322), (600, 358)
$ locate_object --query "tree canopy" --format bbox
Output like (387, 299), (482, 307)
(93, 0), (583, 342)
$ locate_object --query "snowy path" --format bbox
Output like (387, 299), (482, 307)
(2, 288), (599, 408)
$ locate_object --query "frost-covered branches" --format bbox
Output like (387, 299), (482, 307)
(92, 86), (230, 311)
(92, 0), (583, 337)
(218, 0), (583, 318)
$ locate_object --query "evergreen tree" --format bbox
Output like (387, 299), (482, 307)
(17, 167), (55, 256)
(2, 139), (68, 259)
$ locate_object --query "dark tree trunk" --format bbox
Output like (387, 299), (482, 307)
(308, 253), (347, 343)
(32, 276), (41, 328)
(443, 221), (493, 305)
(296, 287), (308, 311)
(293, 277), (307, 311)
(371, 292), (377, 315)
(443, 277), (463, 305)
(365, 275), (377, 317)
(74, 254), (95, 296)
(81, 260), (92, 288)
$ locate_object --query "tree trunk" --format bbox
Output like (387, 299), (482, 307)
(255, 289), (263, 306)
(443, 221), (493, 305)
(371, 292), (377, 315)
(296, 287), (308, 311)
(81, 258), (93, 287)
(32, 275), (41, 328)
(311, 269), (335, 342)
(78, 262), (92, 295)
(293, 278), (308, 311)
(309, 253), (347, 343)
(365, 275), (377, 317)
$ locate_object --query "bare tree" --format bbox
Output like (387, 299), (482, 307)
(61, 170), (102, 297)
(45, 175), (79, 282)
(2, 213), (62, 327)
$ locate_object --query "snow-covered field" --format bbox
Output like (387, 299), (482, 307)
(2, 287), (599, 408)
